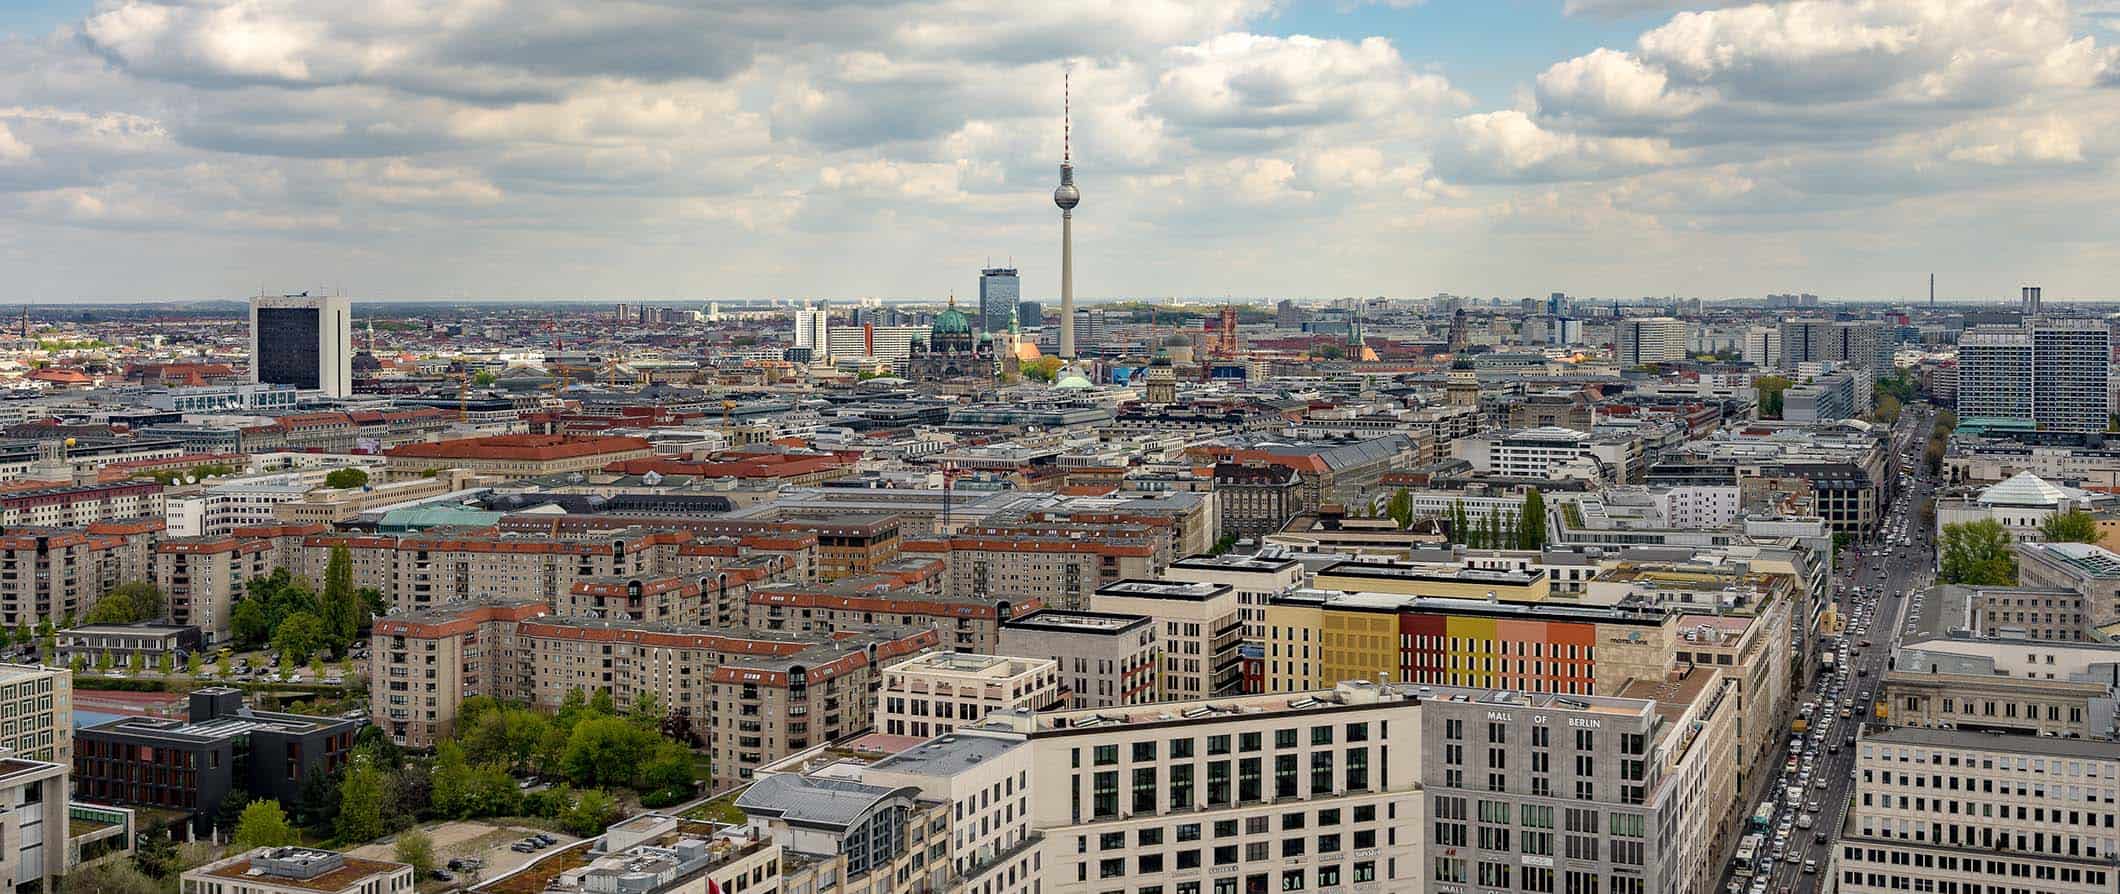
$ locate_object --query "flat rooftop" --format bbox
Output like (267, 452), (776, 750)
(1094, 579), (1232, 601)
(1001, 610), (1150, 635)
(886, 652), (1049, 679)
(202, 853), (404, 892)
(867, 732), (1025, 776)
(1864, 725), (2120, 759)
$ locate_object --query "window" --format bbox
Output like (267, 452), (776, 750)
(1101, 858), (1125, 879)
(1352, 862), (1375, 884)
(1139, 828), (1164, 846)
(1135, 742), (1158, 763)
(1280, 870), (1305, 891)
(1311, 725), (1333, 746)
(1094, 771), (1119, 819)
(1171, 764), (1195, 809)
(1102, 833), (1127, 850)
(1134, 768), (1158, 813)
(1096, 745), (1119, 766)
(1208, 735), (1231, 755)
(1171, 738), (1195, 759)
(1275, 754), (1298, 799)
(1275, 728), (1298, 749)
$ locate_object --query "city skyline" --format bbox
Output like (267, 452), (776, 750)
(0, 1), (2117, 302)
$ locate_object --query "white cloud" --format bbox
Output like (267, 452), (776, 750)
(1534, 48), (1715, 121)
(1447, 110), (1685, 181)
(0, 123), (32, 163)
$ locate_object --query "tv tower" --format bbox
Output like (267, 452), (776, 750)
(1054, 71), (1081, 363)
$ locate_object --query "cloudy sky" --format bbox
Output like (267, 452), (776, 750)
(2, 0), (2117, 303)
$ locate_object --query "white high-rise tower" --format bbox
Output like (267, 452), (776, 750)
(1053, 72), (1080, 364)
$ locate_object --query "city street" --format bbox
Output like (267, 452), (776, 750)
(1721, 405), (1938, 894)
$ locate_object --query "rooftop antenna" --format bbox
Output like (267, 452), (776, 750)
(1064, 68), (1071, 166)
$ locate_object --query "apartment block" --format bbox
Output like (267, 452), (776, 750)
(153, 532), (272, 644)
(0, 664), (69, 765)
(747, 581), (1040, 655)
(0, 481), (163, 527)
(1832, 727), (2117, 894)
(997, 610), (1160, 709)
(369, 600), (550, 747)
(0, 520), (160, 631)
(1418, 670), (1741, 894)
(877, 652), (1061, 738)
(903, 529), (1165, 611)
(558, 575), (702, 624)
(1162, 553), (1305, 641)
(517, 618), (938, 789)
(1260, 589), (1680, 696)
(1090, 580), (1244, 700)
(1014, 679), (1429, 894)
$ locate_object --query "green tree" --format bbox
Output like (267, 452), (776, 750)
(231, 599), (271, 649)
(275, 611), (328, 665)
(84, 581), (164, 624)
(394, 829), (438, 880)
(132, 830), (180, 878)
(321, 545), (358, 652)
(58, 862), (160, 894)
(638, 741), (698, 807)
(1447, 501), (1469, 546)
(357, 586), (387, 623)
(561, 716), (660, 788)
(1518, 490), (1548, 550)
(1386, 489), (1413, 530)
(559, 789), (620, 837)
(472, 369), (498, 387)
(158, 651), (174, 675)
(185, 651), (202, 674)
(334, 756), (392, 844)
(627, 692), (665, 730)
(1873, 393), (1902, 424)
(1940, 519), (2019, 586)
(2040, 510), (2100, 544)
(1023, 357), (1063, 383)
(324, 468), (370, 490)
(231, 800), (300, 849)
(1755, 375), (1792, 419)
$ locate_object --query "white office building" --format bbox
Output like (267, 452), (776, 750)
(1617, 317), (1688, 366)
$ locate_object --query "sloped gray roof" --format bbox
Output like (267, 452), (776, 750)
(734, 773), (917, 831)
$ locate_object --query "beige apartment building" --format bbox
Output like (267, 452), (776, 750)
(746, 583), (1043, 655)
(1010, 679), (1430, 894)
(904, 529), (1165, 610)
(295, 526), (807, 615)
(1833, 727), (2117, 894)
(368, 599), (549, 747)
(1089, 579), (1245, 700)
(557, 575), (701, 624)
(0, 519), (160, 631)
(877, 652), (1061, 738)
(0, 481), (164, 527)
(0, 664), (70, 765)
(518, 617), (939, 789)
(996, 610), (1161, 709)
(1162, 553), (1305, 640)
(154, 531), (272, 644)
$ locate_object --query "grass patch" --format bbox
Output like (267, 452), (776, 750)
(682, 787), (748, 825)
